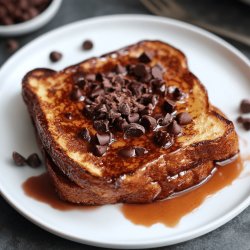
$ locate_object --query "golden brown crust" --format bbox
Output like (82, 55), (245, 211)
(22, 40), (239, 204)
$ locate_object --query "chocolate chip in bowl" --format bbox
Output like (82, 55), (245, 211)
(0, 0), (62, 36)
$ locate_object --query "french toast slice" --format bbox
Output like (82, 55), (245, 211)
(22, 40), (239, 204)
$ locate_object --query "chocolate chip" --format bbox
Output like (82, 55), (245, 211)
(93, 145), (107, 156)
(168, 121), (182, 135)
(119, 103), (130, 116)
(135, 147), (148, 156)
(6, 39), (19, 52)
(12, 151), (26, 166)
(115, 64), (127, 74)
(95, 133), (110, 145)
(82, 40), (93, 50)
(94, 120), (109, 133)
(64, 112), (73, 120)
(242, 118), (250, 130)
(172, 87), (184, 100)
(176, 112), (192, 125)
(72, 72), (86, 89)
(83, 105), (94, 118)
(95, 73), (104, 82)
(114, 117), (128, 131)
(237, 116), (244, 123)
(127, 113), (140, 123)
(27, 153), (41, 168)
(28, 7), (39, 18)
(240, 99), (250, 113)
(118, 147), (136, 158)
(124, 123), (145, 138)
(108, 110), (121, 121)
(134, 63), (147, 77)
(237, 117), (250, 130)
(151, 66), (163, 79)
(153, 131), (173, 148)
(163, 99), (175, 113)
(49, 51), (62, 62)
(140, 115), (157, 130)
(78, 128), (91, 142)
(159, 113), (172, 126)
(70, 86), (84, 101)
(138, 51), (153, 63)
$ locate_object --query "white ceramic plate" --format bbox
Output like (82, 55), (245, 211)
(0, 15), (249, 249)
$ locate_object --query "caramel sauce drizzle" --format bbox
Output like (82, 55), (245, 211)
(121, 157), (244, 227)
(22, 156), (247, 227)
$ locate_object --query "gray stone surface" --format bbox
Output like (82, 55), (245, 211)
(0, 0), (249, 249)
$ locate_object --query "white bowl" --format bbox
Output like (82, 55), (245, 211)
(0, 0), (62, 36)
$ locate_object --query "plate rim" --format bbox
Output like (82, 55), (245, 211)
(0, 14), (250, 249)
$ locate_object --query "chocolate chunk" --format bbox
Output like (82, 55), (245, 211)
(95, 133), (110, 145)
(82, 40), (93, 50)
(158, 113), (172, 126)
(168, 121), (182, 135)
(85, 74), (96, 82)
(163, 99), (175, 113)
(90, 88), (105, 98)
(118, 147), (136, 158)
(115, 64), (127, 74)
(114, 117), (128, 131)
(103, 78), (112, 88)
(127, 113), (140, 123)
(112, 75), (125, 85)
(153, 131), (173, 148)
(242, 118), (250, 130)
(135, 147), (148, 156)
(176, 112), (192, 125)
(129, 81), (143, 97)
(140, 115), (157, 130)
(49, 51), (62, 62)
(64, 112), (73, 120)
(93, 145), (107, 156)
(124, 123), (145, 138)
(94, 120), (109, 133)
(134, 63), (147, 77)
(6, 39), (19, 52)
(78, 128), (91, 142)
(27, 153), (41, 168)
(138, 51), (153, 63)
(240, 99), (250, 113)
(151, 66), (163, 79)
(119, 103), (130, 116)
(12, 151), (26, 166)
(70, 86), (84, 101)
